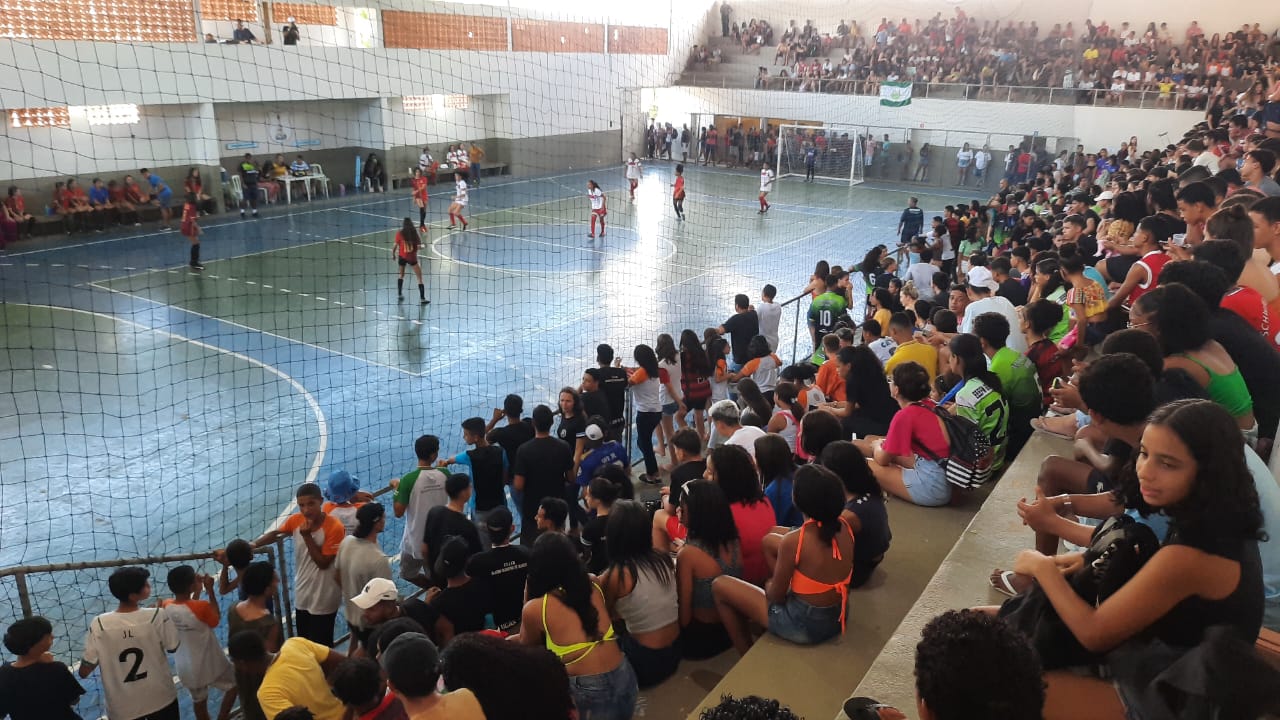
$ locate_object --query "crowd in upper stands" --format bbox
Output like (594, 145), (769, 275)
(697, 8), (1280, 103)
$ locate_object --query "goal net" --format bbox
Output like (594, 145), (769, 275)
(777, 122), (866, 185)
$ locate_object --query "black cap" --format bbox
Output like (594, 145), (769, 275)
(485, 506), (514, 533)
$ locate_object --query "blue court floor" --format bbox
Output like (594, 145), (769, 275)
(0, 162), (973, 715)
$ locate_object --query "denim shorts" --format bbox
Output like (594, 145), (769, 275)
(902, 456), (951, 507)
(662, 402), (678, 416)
(767, 594), (842, 645)
(568, 657), (638, 720)
(618, 633), (681, 688)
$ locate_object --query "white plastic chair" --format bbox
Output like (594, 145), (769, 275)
(309, 164), (331, 198)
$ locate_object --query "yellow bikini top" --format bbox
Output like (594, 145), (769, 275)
(541, 583), (617, 665)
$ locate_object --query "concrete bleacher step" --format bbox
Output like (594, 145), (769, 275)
(838, 431), (1073, 719)
(680, 469), (1000, 719)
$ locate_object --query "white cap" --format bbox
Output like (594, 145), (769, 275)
(584, 424), (604, 441)
(1096, 190), (1115, 200)
(350, 577), (398, 609)
(967, 266), (999, 292)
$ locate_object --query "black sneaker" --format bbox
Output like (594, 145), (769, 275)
(420, 299), (430, 305)
(638, 474), (662, 485)
(190, 262), (204, 270)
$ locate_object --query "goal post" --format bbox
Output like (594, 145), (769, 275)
(777, 123), (866, 186)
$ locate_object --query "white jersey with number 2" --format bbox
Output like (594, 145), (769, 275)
(82, 608), (181, 720)
(626, 158), (642, 180)
(760, 168), (775, 193)
(454, 178), (469, 206)
(589, 188), (605, 210)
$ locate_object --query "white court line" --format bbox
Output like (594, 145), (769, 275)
(87, 230), (391, 287)
(10, 303), (329, 529)
(3, 167), (617, 258)
(419, 215), (862, 376)
(88, 282), (420, 377)
(428, 222), (683, 276)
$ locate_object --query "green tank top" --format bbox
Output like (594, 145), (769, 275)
(1176, 353), (1253, 419)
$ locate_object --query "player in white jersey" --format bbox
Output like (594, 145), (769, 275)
(449, 176), (469, 229)
(587, 180), (607, 240)
(758, 166), (775, 213)
(80, 567), (181, 720)
(625, 152), (642, 200)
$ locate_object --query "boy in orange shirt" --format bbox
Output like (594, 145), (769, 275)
(160, 566), (237, 720)
(814, 334), (847, 401)
(255, 483), (346, 646)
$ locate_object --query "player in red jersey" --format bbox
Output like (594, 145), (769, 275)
(394, 217), (429, 304)
(672, 163), (686, 221)
(181, 192), (203, 269)
(410, 167), (429, 231)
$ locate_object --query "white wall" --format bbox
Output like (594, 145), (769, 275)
(383, 95), (501, 148)
(0, 103), (216, 180)
(649, 86), (1200, 152)
(214, 99), (385, 155)
(716, 0), (1279, 38)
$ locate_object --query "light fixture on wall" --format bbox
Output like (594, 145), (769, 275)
(77, 104), (141, 126)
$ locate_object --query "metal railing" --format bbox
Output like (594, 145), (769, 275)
(678, 74), (1212, 111)
(0, 480), (414, 718)
(779, 289), (812, 366)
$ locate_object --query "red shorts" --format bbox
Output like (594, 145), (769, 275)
(413, 192), (427, 203)
(592, 208), (607, 218)
(180, 221), (196, 237)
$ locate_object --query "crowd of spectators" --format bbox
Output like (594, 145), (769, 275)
(9, 15), (1280, 719)
(699, 7), (1280, 105)
(0, 152), (344, 247)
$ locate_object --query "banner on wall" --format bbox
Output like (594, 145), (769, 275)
(879, 81), (913, 107)
(266, 113), (294, 145)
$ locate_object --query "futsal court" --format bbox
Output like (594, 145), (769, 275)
(0, 161), (971, 715)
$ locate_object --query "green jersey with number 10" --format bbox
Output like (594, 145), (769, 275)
(808, 291), (849, 363)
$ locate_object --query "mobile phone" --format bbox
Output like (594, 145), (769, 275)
(1051, 377), (1065, 390)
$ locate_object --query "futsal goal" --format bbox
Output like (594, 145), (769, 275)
(777, 123), (866, 185)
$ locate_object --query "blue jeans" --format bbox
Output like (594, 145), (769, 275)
(767, 594), (842, 645)
(568, 657), (638, 720)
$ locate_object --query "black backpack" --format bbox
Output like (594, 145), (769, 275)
(913, 403), (994, 489)
(999, 515), (1160, 669)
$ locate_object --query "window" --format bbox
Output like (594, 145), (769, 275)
(0, 0), (197, 41)
(8, 107), (71, 128)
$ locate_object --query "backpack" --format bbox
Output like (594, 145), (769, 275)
(998, 514), (1159, 669)
(914, 403), (994, 489)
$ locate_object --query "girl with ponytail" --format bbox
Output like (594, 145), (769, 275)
(709, 464), (853, 655)
(947, 333), (1011, 469)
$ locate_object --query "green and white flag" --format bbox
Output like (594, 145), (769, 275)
(880, 81), (913, 107)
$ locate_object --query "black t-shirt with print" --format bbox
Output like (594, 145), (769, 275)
(467, 543), (532, 632)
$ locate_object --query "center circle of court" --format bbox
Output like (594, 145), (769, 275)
(431, 223), (674, 274)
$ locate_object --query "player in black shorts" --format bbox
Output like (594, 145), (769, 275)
(394, 218), (429, 305)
